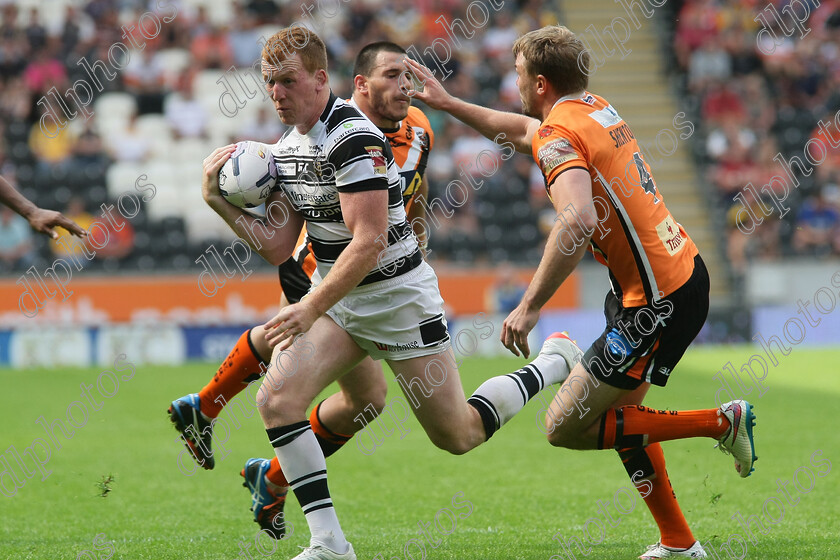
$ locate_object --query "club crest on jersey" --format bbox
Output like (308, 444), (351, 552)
(365, 145), (387, 175)
(538, 125), (554, 139)
(537, 137), (578, 175)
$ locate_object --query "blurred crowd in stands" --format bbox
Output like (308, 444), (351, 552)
(4, 0), (838, 279)
(0, 0), (556, 275)
(664, 0), (840, 275)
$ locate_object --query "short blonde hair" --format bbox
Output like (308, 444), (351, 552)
(262, 25), (327, 74)
(512, 26), (589, 97)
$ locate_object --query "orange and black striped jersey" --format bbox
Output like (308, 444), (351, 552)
(532, 91), (698, 307)
(369, 104), (434, 212)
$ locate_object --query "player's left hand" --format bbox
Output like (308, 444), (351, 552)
(27, 208), (87, 239)
(501, 302), (540, 358)
(201, 144), (237, 203)
(402, 58), (452, 109)
(263, 300), (319, 350)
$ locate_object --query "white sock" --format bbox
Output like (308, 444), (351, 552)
(268, 422), (348, 553)
(467, 353), (570, 438)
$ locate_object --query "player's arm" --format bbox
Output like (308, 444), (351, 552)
(201, 145), (303, 265)
(404, 58), (540, 154)
(307, 188), (387, 315)
(501, 169), (595, 357)
(264, 187), (389, 349)
(0, 175), (87, 238)
(407, 172), (429, 254)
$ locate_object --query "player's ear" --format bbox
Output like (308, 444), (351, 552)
(314, 68), (329, 91)
(536, 74), (549, 96)
(353, 74), (368, 94)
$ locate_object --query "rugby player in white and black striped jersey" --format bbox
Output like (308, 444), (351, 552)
(270, 91), (419, 284)
(199, 27), (583, 560)
(167, 43), (435, 539)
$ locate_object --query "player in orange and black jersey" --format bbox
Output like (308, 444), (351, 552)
(377, 104), (434, 217)
(407, 26), (756, 560)
(167, 42), (435, 538)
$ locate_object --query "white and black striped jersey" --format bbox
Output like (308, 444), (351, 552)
(348, 98), (434, 210)
(270, 92), (419, 285)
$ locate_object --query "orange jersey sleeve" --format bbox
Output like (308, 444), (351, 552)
(532, 92), (699, 306)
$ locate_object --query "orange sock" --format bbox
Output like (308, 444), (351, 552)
(198, 329), (268, 418)
(265, 456), (289, 487)
(598, 405), (729, 450)
(309, 400), (353, 456)
(265, 402), (353, 488)
(619, 443), (695, 549)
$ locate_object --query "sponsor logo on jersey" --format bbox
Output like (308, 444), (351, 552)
(582, 94), (596, 105)
(336, 128), (362, 144)
(655, 215), (685, 256)
(588, 105), (622, 128)
(365, 146), (387, 175)
(307, 206), (343, 218)
(538, 125), (554, 139)
(537, 137), (578, 175)
(406, 126), (414, 141)
(373, 340), (420, 352)
(288, 191), (337, 204)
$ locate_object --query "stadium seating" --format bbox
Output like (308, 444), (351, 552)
(1, 0), (550, 275)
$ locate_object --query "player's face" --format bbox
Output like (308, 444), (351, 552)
(364, 51), (412, 123)
(262, 53), (323, 126)
(515, 54), (540, 119)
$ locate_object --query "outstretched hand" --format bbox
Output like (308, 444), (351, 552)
(402, 58), (454, 111)
(28, 208), (87, 239)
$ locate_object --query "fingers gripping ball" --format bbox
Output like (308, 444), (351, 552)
(218, 141), (278, 208)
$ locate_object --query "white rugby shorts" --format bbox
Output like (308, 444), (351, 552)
(324, 261), (451, 360)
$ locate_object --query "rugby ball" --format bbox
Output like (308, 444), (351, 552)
(218, 141), (277, 208)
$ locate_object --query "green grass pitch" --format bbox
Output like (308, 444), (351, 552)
(1, 347), (838, 559)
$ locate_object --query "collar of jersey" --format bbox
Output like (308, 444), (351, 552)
(551, 90), (587, 111)
(318, 91), (339, 124)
